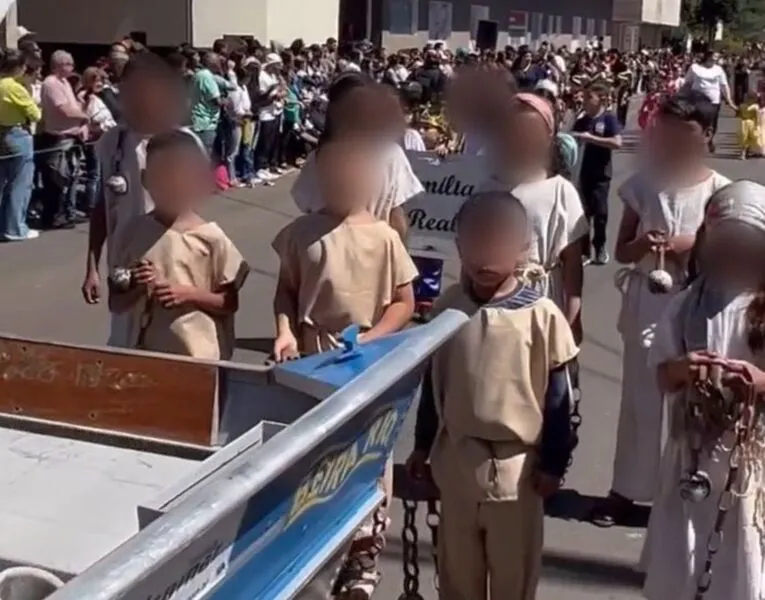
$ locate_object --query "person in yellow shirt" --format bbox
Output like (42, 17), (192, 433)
(0, 49), (42, 241)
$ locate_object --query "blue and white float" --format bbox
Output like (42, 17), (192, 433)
(0, 310), (466, 600)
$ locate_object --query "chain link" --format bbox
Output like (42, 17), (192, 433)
(399, 499), (424, 600)
(565, 360), (583, 478)
(426, 499), (440, 591)
(682, 364), (758, 599)
(693, 428), (745, 599)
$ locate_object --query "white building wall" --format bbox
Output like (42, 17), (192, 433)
(191, 0), (267, 47)
(265, 0), (338, 46)
(614, 0), (680, 26)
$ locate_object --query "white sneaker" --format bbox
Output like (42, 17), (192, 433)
(3, 229), (39, 242)
(256, 169), (276, 181)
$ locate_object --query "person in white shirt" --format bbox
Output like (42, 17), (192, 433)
(77, 67), (117, 215)
(252, 53), (285, 183)
(684, 50), (736, 152)
(224, 67), (252, 187)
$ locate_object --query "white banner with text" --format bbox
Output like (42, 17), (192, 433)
(405, 152), (485, 259)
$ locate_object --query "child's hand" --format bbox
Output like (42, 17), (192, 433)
(533, 472), (562, 499)
(153, 282), (196, 308)
(635, 229), (666, 257)
(661, 350), (720, 390)
(273, 333), (299, 362)
(131, 260), (157, 286)
(718, 359), (765, 397)
(405, 450), (429, 480)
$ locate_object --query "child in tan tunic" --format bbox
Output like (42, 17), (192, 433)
(271, 134), (418, 596)
(109, 130), (248, 360)
(271, 134), (418, 360)
(407, 191), (579, 600)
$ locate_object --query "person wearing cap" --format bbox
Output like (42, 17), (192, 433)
(17, 27), (40, 60)
(252, 52), (285, 183)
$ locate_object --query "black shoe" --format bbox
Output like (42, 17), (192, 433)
(49, 216), (76, 230)
(589, 492), (634, 528)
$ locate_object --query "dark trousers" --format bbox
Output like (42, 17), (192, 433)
(253, 119), (280, 171)
(617, 103), (629, 128)
(709, 103), (721, 150)
(580, 177), (611, 252)
(37, 133), (77, 227)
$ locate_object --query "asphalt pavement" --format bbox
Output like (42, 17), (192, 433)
(0, 108), (758, 599)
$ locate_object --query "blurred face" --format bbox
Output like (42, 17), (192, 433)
(329, 87), (387, 137)
(316, 141), (379, 213)
(648, 113), (709, 165)
(700, 221), (765, 289)
(88, 73), (105, 92)
(583, 91), (603, 116)
(143, 147), (211, 216)
(55, 55), (75, 77)
(121, 71), (183, 131)
(457, 214), (526, 288)
(493, 104), (551, 169)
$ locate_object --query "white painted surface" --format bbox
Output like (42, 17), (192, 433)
(0, 428), (199, 576)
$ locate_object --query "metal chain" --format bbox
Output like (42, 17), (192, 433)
(426, 499), (440, 591)
(399, 499), (424, 600)
(565, 361), (583, 477)
(685, 365), (757, 599)
(693, 426), (746, 599)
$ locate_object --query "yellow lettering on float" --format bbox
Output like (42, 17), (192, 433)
(284, 408), (400, 527)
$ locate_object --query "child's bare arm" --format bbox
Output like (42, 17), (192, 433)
(560, 241), (584, 344)
(361, 283), (415, 342)
(273, 266), (299, 338)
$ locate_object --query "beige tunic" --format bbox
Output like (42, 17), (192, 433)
(272, 214), (418, 354)
(111, 215), (248, 360)
(428, 283), (579, 503)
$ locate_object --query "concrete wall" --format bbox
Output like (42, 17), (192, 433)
(17, 0), (339, 50)
(613, 0), (680, 26)
(379, 0), (613, 51)
(191, 0), (267, 47)
(18, 0), (190, 46)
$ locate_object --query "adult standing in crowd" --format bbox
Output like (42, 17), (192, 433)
(82, 52), (199, 345)
(190, 52), (224, 155)
(0, 50), (41, 241)
(38, 50), (88, 229)
(77, 67), (116, 214)
(253, 53), (285, 183)
(683, 50), (736, 151)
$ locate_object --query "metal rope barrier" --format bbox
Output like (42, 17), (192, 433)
(0, 138), (99, 161)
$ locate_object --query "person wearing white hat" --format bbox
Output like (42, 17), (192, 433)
(252, 53), (285, 183)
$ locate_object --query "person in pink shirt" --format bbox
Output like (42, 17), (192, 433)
(38, 50), (89, 229)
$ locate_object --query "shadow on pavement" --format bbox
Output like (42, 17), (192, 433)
(545, 489), (650, 528)
(380, 536), (644, 591)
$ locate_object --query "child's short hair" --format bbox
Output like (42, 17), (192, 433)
(456, 191), (528, 234)
(146, 130), (206, 162)
(657, 91), (717, 131)
(585, 82), (611, 99)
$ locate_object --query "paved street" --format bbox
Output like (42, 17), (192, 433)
(0, 110), (758, 599)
